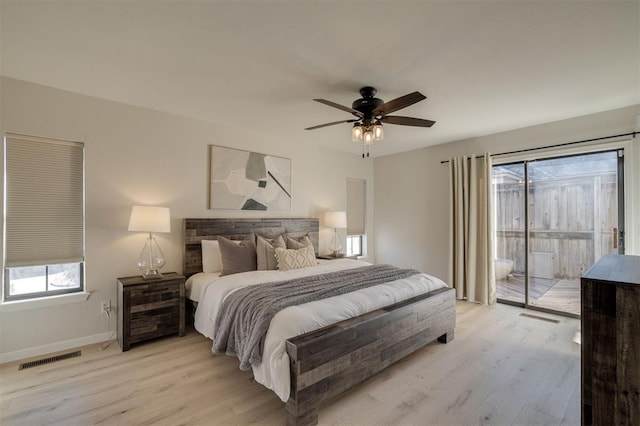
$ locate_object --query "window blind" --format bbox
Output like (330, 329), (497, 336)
(4, 134), (85, 267)
(346, 178), (365, 235)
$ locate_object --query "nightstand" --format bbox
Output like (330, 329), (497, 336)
(117, 272), (185, 351)
(317, 254), (358, 260)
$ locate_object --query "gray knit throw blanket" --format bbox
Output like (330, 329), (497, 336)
(213, 264), (420, 370)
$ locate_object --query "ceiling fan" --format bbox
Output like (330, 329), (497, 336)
(305, 86), (435, 157)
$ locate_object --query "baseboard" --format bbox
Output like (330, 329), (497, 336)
(0, 331), (114, 364)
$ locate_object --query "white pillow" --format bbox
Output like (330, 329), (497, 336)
(202, 240), (222, 273)
(275, 245), (317, 271)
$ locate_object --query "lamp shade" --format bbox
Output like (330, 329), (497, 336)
(324, 211), (347, 229)
(128, 206), (171, 233)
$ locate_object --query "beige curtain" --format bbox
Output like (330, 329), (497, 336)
(449, 154), (496, 305)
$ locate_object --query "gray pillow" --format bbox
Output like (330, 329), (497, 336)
(285, 234), (312, 250)
(256, 234), (286, 270)
(218, 233), (257, 276)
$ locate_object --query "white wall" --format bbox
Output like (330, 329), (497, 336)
(374, 105), (640, 283)
(0, 77), (374, 361)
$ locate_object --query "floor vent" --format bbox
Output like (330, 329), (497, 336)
(19, 351), (81, 370)
(519, 313), (560, 324)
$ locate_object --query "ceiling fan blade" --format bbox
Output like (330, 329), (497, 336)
(313, 99), (363, 117)
(373, 91), (426, 115)
(305, 119), (357, 130)
(381, 115), (436, 127)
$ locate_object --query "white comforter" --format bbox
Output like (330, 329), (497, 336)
(192, 259), (447, 402)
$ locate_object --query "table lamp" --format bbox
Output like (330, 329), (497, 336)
(324, 211), (347, 257)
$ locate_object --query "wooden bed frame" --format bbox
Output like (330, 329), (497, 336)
(183, 218), (455, 426)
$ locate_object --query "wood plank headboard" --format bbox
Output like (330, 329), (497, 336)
(183, 218), (319, 278)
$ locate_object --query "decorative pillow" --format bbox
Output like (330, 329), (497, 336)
(202, 240), (224, 273)
(275, 245), (317, 271)
(285, 234), (312, 250)
(218, 234), (257, 276)
(256, 234), (286, 270)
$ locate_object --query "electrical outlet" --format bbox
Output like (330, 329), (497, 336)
(101, 300), (111, 313)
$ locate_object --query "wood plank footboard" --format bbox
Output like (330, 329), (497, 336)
(285, 286), (456, 426)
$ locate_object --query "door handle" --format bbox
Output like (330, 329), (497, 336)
(613, 227), (618, 249)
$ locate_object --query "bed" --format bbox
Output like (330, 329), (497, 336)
(183, 218), (455, 426)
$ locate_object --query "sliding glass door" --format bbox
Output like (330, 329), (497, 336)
(493, 163), (526, 305)
(493, 150), (624, 317)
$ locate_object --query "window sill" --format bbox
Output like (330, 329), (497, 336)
(0, 291), (91, 313)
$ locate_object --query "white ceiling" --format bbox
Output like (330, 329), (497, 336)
(1, 1), (638, 157)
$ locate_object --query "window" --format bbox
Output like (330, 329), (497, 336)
(3, 133), (85, 301)
(346, 235), (363, 257)
(346, 178), (366, 257)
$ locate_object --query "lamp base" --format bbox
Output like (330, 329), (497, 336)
(329, 228), (344, 259)
(136, 233), (167, 280)
(141, 269), (164, 280)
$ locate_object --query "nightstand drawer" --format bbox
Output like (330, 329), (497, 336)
(129, 282), (180, 296)
(129, 283), (180, 312)
(118, 272), (186, 351)
(130, 306), (180, 341)
(130, 297), (179, 313)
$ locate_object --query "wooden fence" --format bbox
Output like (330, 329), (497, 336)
(495, 174), (617, 279)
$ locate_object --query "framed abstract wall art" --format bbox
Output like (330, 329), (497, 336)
(209, 145), (291, 211)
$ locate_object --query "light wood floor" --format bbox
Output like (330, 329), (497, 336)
(532, 280), (581, 316)
(0, 302), (581, 426)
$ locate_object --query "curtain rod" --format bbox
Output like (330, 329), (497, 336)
(439, 131), (638, 164)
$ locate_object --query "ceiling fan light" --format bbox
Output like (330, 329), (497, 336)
(363, 130), (374, 145)
(373, 121), (384, 140)
(352, 124), (364, 141)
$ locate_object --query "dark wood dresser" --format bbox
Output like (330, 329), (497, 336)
(117, 272), (186, 351)
(581, 254), (639, 426)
